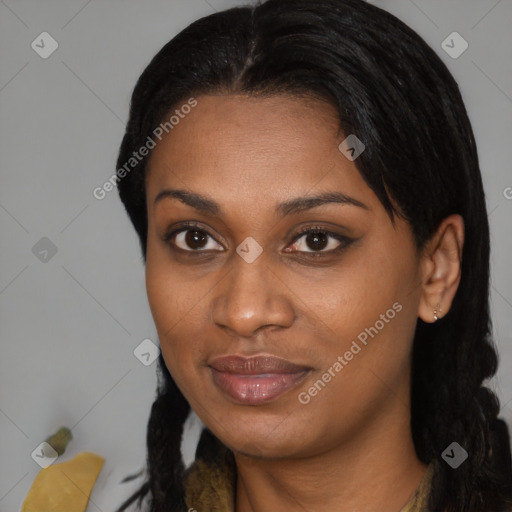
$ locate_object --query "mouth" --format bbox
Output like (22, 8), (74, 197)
(208, 355), (312, 405)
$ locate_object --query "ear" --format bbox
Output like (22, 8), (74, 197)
(417, 214), (465, 323)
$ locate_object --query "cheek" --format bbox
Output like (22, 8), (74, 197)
(297, 244), (412, 340)
(145, 253), (211, 389)
(145, 239), (195, 332)
(299, 238), (420, 392)
(145, 267), (178, 334)
(145, 258), (186, 361)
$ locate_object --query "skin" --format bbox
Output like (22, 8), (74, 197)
(144, 94), (464, 512)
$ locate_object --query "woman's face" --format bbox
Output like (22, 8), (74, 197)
(145, 94), (424, 458)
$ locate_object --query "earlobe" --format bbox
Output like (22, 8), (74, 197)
(417, 214), (464, 323)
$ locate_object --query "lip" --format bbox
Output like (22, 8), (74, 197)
(208, 355), (311, 405)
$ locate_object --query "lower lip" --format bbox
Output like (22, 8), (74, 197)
(210, 368), (310, 405)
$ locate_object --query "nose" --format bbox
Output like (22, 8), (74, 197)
(211, 253), (295, 338)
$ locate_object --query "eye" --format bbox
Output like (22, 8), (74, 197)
(164, 222), (223, 252)
(285, 227), (353, 255)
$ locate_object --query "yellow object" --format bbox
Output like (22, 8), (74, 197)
(21, 451), (105, 512)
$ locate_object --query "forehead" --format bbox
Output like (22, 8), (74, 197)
(145, 94), (375, 214)
(147, 94), (339, 167)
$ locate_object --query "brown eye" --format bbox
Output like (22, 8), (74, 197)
(165, 225), (224, 252)
(184, 230), (208, 250)
(287, 229), (350, 254)
(304, 232), (329, 251)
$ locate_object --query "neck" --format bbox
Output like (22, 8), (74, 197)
(234, 401), (426, 512)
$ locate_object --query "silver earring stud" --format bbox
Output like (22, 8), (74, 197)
(433, 303), (442, 321)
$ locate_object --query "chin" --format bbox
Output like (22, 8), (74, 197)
(205, 411), (313, 459)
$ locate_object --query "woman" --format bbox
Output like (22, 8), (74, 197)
(114, 0), (512, 510)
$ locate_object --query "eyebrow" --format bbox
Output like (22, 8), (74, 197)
(153, 188), (370, 216)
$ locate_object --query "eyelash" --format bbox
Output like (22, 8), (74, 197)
(163, 221), (355, 258)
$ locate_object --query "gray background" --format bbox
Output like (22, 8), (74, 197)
(1, 0), (511, 510)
